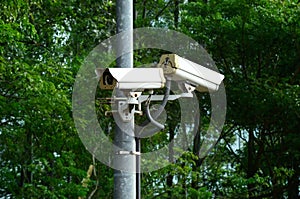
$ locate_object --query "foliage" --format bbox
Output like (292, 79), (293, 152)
(1, 0), (299, 198)
(0, 0), (115, 198)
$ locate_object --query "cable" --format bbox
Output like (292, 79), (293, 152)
(145, 96), (165, 130)
(136, 78), (171, 137)
(147, 77), (171, 120)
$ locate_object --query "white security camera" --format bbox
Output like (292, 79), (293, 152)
(95, 68), (166, 91)
(158, 54), (224, 92)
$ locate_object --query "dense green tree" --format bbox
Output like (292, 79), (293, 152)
(1, 0), (299, 198)
(180, 0), (300, 198)
(0, 0), (115, 198)
(136, 0), (300, 198)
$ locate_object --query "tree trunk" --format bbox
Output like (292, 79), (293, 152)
(142, 0), (147, 19)
(133, 0), (137, 28)
(167, 127), (175, 198)
(174, 0), (179, 29)
(247, 130), (256, 198)
(192, 112), (201, 189)
(288, 163), (299, 198)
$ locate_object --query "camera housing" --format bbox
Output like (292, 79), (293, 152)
(95, 68), (166, 91)
(158, 54), (224, 92)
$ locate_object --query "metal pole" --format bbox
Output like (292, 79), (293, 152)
(136, 137), (141, 199)
(114, 1), (136, 199)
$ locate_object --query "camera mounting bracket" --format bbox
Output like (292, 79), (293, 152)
(100, 83), (195, 122)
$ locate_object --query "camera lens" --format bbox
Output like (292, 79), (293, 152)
(103, 72), (113, 85)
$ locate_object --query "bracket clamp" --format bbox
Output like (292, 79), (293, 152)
(116, 151), (141, 156)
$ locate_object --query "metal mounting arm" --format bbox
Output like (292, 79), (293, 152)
(99, 82), (196, 124)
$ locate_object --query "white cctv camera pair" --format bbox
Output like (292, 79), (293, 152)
(95, 54), (224, 93)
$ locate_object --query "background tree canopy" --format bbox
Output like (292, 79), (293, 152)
(0, 0), (299, 198)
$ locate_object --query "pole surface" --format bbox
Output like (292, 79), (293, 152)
(114, 1), (136, 199)
(136, 138), (141, 199)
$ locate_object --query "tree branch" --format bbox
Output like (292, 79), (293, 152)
(154, 0), (172, 20)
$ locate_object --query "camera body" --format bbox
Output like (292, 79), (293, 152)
(95, 54), (224, 92)
(158, 54), (224, 92)
(95, 68), (166, 91)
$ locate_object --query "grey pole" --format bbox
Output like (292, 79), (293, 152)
(114, 1), (136, 199)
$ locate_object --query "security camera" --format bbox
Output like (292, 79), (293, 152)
(158, 54), (224, 92)
(95, 68), (166, 91)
